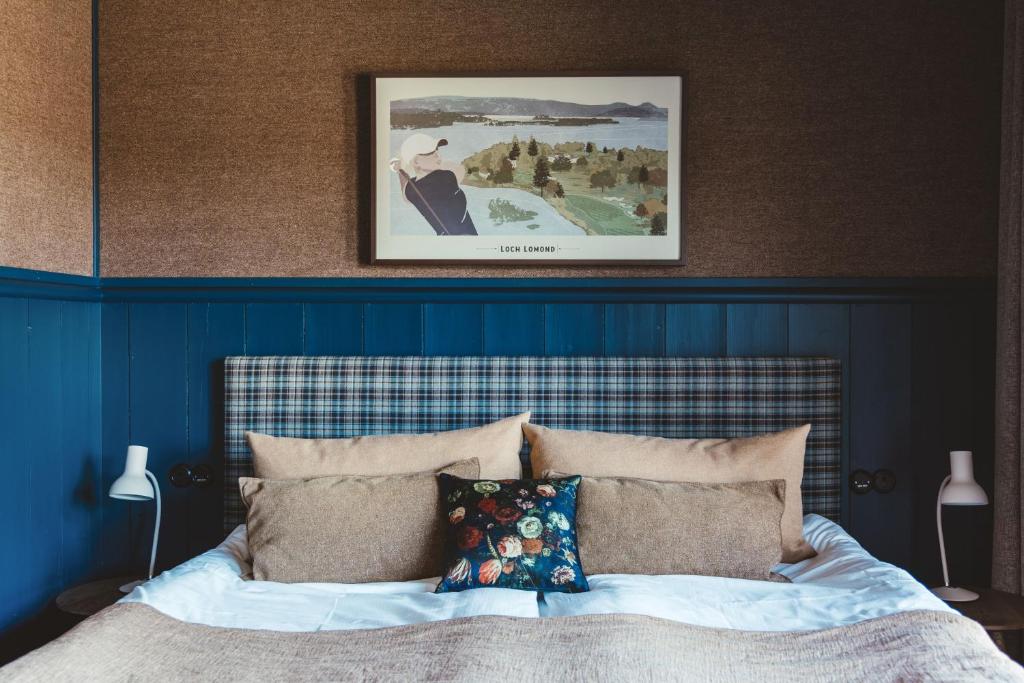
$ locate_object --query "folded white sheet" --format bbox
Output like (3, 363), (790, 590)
(121, 525), (539, 631)
(122, 514), (952, 633)
(542, 514), (954, 630)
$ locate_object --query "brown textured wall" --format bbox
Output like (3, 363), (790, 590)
(1, 0), (93, 276)
(98, 1), (1002, 278)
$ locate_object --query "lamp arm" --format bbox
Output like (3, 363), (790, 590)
(936, 475), (951, 588)
(144, 470), (161, 580)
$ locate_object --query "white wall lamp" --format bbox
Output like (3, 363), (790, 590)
(931, 450), (988, 602)
(109, 445), (162, 593)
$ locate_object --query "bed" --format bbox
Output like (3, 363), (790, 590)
(2, 356), (1021, 682)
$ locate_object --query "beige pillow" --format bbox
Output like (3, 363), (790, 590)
(527, 423), (815, 562)
(247, 412), (530, 480)
(551, 473), (785, 579)
(240, 458), (479, 583)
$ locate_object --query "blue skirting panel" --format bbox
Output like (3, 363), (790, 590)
(94, 279), (994, 590)
(0, 270), (997, 651)
(0, 295), (103, 653)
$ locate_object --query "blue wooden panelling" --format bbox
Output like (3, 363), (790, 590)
(245, 303), (303, 356)
(665, 304), (726, 356)
(910, 302), (989, 587)
(0, 299), (31, 632)
(727, 303), (788, 355)
(187, 304), (245, 553)
(26, 300), (64, 617)
(96, 275), (994, 304)
(424, 304), (483, 356)
(604, 304), (665, 356)
(968, 297), (997, 588)
(0, 274), (1002, 649)
(58, 301), (102, 586)
(99, 303), (130, 575)
(483, 304), (544, 355)
(849, 304), (913, 569)
(788, 304), (851, 523)
(100, 290), (991, 580)
(128, 303), (190, 571)
(303, 303), (362, 355)
(0, 266), (99, 302)
(545, 303), (604, 356)
(0, 297), (103, 652)
(364, 304), (423, 355)
(85, 301), (104, 578)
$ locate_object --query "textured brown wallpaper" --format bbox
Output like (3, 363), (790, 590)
(98, 1), (1003, 278)
(0, 0), (93, 276)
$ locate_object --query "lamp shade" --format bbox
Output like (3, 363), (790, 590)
(110, 445), (154, 501)
(939, 450), (988, 506)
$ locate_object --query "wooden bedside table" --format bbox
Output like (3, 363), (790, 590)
(56, 576), (139, 618)
(951, 587), (1024, 652)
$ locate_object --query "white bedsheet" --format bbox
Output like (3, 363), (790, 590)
(122, 514), (952, 633)
(121, 525), (539, 631)
(542, 514), (954, 630)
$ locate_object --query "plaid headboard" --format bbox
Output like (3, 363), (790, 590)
(224, 356), (841, 531)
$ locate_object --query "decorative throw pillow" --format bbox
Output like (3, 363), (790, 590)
(526, 423), (815, 563)
(246, 412), (530, 481)
(548, 472), (786, 579)
(435, 474), (589, 594)
(240, 459), (479, 583)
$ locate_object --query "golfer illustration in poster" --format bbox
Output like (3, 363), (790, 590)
(390, 133), (478, 236)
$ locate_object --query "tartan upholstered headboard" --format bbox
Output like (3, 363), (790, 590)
(223, 356), (841, 532)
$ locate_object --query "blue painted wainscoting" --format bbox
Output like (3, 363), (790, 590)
(0, 271), (104, 658)
(98, 277), (995, 591)
(0, 271), (995, 657)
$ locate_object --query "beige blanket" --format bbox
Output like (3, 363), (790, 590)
(2, 604), (1022, 682)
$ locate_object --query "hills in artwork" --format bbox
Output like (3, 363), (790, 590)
(390, 96), (667, 119)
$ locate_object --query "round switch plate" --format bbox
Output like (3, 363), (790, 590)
(849, 469), (873, 495)
(191, 463), (213, 488)
(169, 463), (193, 488)
(873, 469), (897, 494)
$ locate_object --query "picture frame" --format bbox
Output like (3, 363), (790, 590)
(370, 72), (687, 265)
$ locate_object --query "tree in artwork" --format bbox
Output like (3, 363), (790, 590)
(491, 157), (514, 184)
(589, 169), (616, 192)
(647, 167), (667, 188)
(551, 154), (573, 171)
(533, 156), (552, 195)
(649, 211), (667, 235)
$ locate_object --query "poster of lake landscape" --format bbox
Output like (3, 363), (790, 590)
(372, 74), (685, 264)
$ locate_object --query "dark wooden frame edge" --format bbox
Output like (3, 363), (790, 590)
(368, 71), (688, 267)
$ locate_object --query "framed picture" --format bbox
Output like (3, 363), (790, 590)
(371, 73), (686, 265)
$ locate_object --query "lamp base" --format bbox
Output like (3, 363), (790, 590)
(119, 579), (145, 594)
(930, 585), (979, 602)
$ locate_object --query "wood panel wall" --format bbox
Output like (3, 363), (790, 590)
(0, 296), (103, 657)
(0, 275), (995, 659)
(98, 290), (994, 588)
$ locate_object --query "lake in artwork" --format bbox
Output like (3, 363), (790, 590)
(387, 97), (670, 238)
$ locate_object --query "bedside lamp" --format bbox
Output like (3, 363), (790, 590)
(109, 445), (161, 593)
(932, 450), (988, 602)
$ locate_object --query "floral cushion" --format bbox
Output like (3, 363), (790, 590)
(435, 474), (589, 594)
